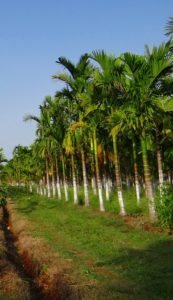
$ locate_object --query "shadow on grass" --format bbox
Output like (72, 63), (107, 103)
(17, 198), (64, 213)
(17, 199), (39, 213)
(100, 240), (173, 299)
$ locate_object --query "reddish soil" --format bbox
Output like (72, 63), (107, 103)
(0, 207), (45, 299)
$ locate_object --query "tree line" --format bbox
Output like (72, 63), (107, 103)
(3, 17), (173, 221)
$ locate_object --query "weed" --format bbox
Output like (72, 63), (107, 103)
(156, 184), (173, 230)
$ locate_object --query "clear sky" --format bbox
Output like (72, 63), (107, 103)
(0, 0), (173, 159)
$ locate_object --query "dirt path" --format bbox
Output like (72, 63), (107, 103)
(0, 207), (44, 300)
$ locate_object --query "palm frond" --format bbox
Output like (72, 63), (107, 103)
(56, 56), (76, 77)
(123, 52), (145, 77)
(69, 121), (87, 132)
(157, 97), (173, 112)
(90, 50), (116, 74)
(63, 132), (74, 154)
(43, 95), (53, 107)
(23, 114), (40, 123)
(165, 16), (173, 36)
(53, 72), (72, 85)
(77, 53), (90, 75)
(55, 87), (73, 100)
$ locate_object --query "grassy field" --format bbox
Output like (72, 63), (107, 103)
(9, 187), (173, 299)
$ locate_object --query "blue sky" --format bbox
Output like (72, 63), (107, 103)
(0, 0), (173, 159)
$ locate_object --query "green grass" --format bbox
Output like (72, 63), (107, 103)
(9, 187), (173, 299)
(75, 185), (149, 216)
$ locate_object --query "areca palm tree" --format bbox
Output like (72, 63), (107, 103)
(63, 129), (78, 204)
(24, 97), (54, 197)
(53, 54), (93, 206)
(122, 40), (173, 220)
(69, 121), (90, 206)
(10, 145), (34, 188)
(92, 121), (105, 212)
(89, 50), (126, 215)
(47, 96), (71, 201)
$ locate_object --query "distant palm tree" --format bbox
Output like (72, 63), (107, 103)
(24, 99), (53, 197)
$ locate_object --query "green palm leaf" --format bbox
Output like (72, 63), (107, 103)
(165, 16), (173, 36)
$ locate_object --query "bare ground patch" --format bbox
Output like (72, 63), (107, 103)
(0, 209), (30, 300)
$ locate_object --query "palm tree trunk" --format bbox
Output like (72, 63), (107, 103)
(62, 154), (68, 201)
(91, 177), (97, 194)
(125, 171), (131, 189)
(90, 137), (97, 195)
(29, 183), (32, 193)
(168, 171), (172, 185)
(51, 160), (56, 198)
(81, 149), (89, 206)
(141, 136), (156, 220)
(103, 150), (110, 201)
(55, 156), (61, 200)
(39, 179), (43, 196)
(44, 187), (47, 196)
(156, 131), (164, 198)
(93, 130), (105, 212)
(132, 140), (141, 204)
(36, 186), (39, 194)
(46, 157), (51, 198)
(112, 134), (126, 216)
(105, 177), (110, 201)
(71, 153), (78, 204)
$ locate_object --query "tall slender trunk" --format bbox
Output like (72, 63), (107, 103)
(103, 150), (110, 201)
(81, 149), (89, 206)
(39, 179), (43, 196)
(112, 134), (126, 216)
(29, 182), (33, 193)
(44, 187), (47, 196)
(93, 130), (105, 212)
(141, 136), (156, 220)
(105, 177), (110, 201)
(156, 131), (164, 198)
(46, 156), (51, 198)
(55, 156), (61, 200)
(168, 172), (172, 185)
(91, 177), (97, 194)
(51, 160), (56, 198)
(132, 140), (140, 204)
(42, 176), (47, 196)
(71, 153), (78, 204)
(62, 154), (68, 201)
(90, 137), (97, 195)
(125, 171), (131, 189)
(36, 186), (39, 194)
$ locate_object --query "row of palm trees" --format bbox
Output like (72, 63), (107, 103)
(5, 21), (173, 221)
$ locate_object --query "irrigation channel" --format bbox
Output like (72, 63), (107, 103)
(0, 206), (45, 299)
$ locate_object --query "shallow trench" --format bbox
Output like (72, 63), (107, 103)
(1, 206), (45, 300)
